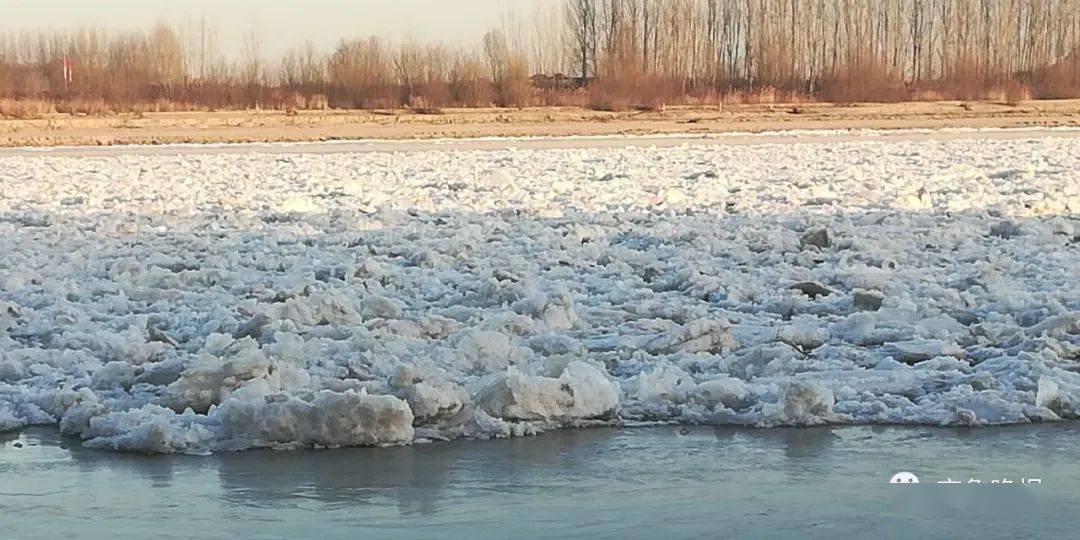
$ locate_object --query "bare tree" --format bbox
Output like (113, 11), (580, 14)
(566, 0), (598, 82)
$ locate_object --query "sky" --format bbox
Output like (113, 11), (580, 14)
(0, 0), (546, 58)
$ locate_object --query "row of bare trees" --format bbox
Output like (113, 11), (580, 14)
(566, 0), (1080, 102)
(1, 0), (1079, 116)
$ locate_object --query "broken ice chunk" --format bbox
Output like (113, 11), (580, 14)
(789, 281), (833, 298)
(757, 381), (835, 426)
(644, 318), (733, 355)
(474, 361), (619, 422)
(692, 377), (750, 410)
(625, 366), (696, 417)
(800, 228), (831, 249)
(217, 390), (415, 448)
(852, 289), (884, 311)
(882, 339), (965, 364)
(403, 382), (466, 425)
(232, 313), (271, 339)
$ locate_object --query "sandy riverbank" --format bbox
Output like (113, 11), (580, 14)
(1, 99), (1078, 147)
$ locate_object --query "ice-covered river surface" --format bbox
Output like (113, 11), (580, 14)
(0, 131), (1078, 456)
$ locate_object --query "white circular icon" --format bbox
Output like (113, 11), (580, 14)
(890, 472), (920, 484)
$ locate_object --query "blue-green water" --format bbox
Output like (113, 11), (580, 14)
(3, 424), (1078, 539)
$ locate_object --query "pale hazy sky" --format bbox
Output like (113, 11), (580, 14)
(0, 0), (548, 57)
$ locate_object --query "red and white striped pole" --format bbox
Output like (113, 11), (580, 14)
(62, 55), (72, 93)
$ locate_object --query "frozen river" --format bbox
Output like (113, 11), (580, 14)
(2, 127), (1080, 158)
(1, 129), (1078, 536)
(1, 130), (1078, 452)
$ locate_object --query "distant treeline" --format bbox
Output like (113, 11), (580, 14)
(1, 0), (1079, 116)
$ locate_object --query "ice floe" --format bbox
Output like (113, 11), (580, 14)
(0, 133), (1078, 453)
